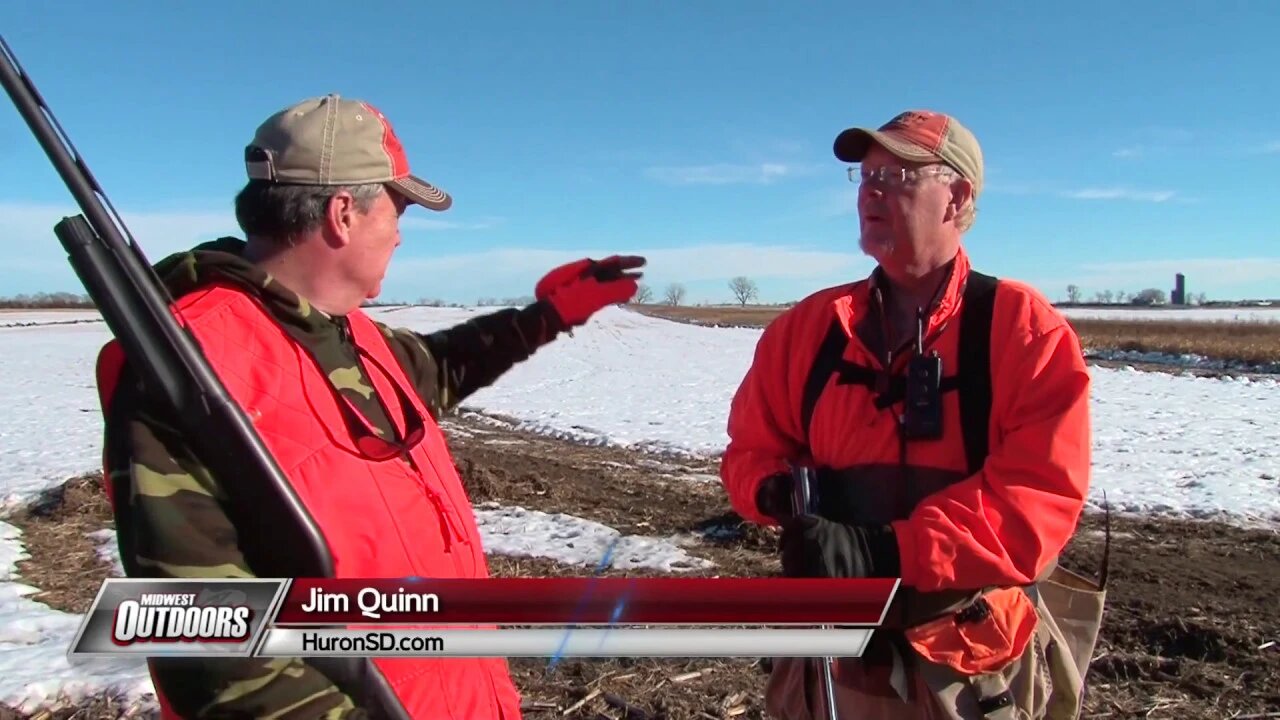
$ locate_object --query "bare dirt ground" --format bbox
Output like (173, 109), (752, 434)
(5, 412), (1280, 719)
(628, 304), (1280, 372)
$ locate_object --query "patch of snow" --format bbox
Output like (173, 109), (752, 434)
(384, 307), (759, 457)
(0, 322), (114, 510)
(2, 302), (1280, 710)
(376, 306), (1280, 528)
(1088, 348), (1280, 375)
(0, 520), (153, 713)
(475, 505), (712, 572)
(8, 305), (1275, 528)
(1059, 306), (1280, 323)
(1087, 368), (1280, 528)
(87, 528), (125, 578)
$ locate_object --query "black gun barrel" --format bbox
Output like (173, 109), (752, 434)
(0, 33), (331, 582)
(1, 35), (411, 719)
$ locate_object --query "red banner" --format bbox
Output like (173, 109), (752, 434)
(272, 577), (898, 625)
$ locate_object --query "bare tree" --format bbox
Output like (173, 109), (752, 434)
(0, 292), (95, 309)
(664, 283), (687, 306)
(1131, 288), (1167, 306)
(729, 276), (759, 306)
(1066, 284), (1082, 304)
(632, 283), (654, 304)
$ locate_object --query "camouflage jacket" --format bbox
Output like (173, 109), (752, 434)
(103, 237), (565, 718)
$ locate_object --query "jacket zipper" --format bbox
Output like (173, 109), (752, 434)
(401, 450), (466, 550)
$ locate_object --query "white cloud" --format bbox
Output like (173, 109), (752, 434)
(0, 200), (501, 293)
(1112, 146), (1144, 158)
(0, 201), (241, 289)
(1258, 141), (1280, 154)
(2, 201), (237, 249)
(388, 242), (867, 284)
(379, 242), (872, 303)
(644, 163), (799, 186)
(0, 200), (872, 304)
(1058, 187), (1178, 203)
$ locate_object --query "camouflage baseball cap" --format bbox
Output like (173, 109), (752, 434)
(245, 93), (451, 211)
(833, 110), (983, 195)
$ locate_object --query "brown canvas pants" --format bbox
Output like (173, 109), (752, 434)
(764, 567), (1106, 720)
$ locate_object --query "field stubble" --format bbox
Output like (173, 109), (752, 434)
(630, 305), (1280, 367)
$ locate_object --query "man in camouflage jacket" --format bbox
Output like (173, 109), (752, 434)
(96, 94), (643, 719)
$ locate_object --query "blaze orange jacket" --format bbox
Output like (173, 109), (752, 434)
(720, 248), (1091, 597)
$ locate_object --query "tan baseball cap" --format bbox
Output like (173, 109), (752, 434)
(245, 93), (451, 211)
(833, 110), (983, 196)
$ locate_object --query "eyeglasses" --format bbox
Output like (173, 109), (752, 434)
(848, 164), (958, 188)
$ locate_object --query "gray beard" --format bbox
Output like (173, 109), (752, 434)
(859, 233), (894, 261)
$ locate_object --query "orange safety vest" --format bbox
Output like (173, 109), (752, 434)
(95, 281), (523, 719)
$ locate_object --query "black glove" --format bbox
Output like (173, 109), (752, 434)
(779, 515), (901, 579)
(754, 472), (794, 522)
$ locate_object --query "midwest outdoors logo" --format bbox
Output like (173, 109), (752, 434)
(112, 590), (253, 644)
(68, 578), (288, 658)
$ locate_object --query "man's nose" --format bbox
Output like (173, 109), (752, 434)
(859, 183), (884, 199)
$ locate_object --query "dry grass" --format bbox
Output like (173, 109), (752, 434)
(1070, 317), (1280, 365)
(10, 473), (117, 614)
(630, 304), (1280, 366)
(0, 693), (152, 720)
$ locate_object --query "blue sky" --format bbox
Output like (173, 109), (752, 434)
(4, 1), (1278, 305)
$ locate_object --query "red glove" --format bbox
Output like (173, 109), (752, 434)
(536, 255), (646, 327)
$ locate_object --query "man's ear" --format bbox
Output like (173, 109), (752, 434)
(946, 177), (975, 222)
(323, 190), (360, 248)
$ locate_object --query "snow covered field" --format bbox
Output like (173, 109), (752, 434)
(0, 304), (1278, 710)
(0, 310), (103, 328)
(369, 307), (1280, 525)
(1058, 305), (1280, 323)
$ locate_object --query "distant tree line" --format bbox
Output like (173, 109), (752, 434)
(1064, 285), (1209, 306)
(0, 292), (96, 309)
(625, 276), (760, 308)
(6, 279), (1262, 312)
(362, 296), (535, 309)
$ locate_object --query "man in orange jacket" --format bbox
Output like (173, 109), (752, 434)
(96, 94), (644, 719)
(720, 110), (1106, 719)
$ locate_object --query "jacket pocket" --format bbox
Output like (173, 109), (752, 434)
(904, 587), (1038, 676)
